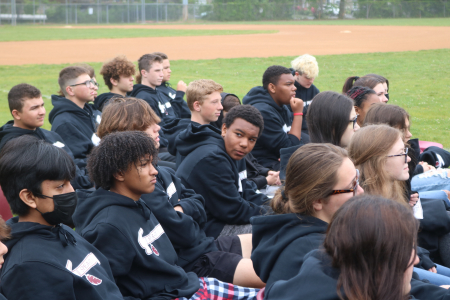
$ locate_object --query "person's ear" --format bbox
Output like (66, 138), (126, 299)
(65, 85), (75, 97)
(295, 71), (300, 76)
(354, 105), (361, 116)
(110, 77), (119, 87)
(19, 189), (38, 209)
(312, 199), (324, 212)
(141, 69), (147, 78)
(11, 109), (21, 121)
(193, 101), (201, 112)
(268, 82), (276, 94)
(221, 123), (227, 138)
(113, 170), (125, 183)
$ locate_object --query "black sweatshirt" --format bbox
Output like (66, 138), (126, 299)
(141, 166), (217, 269)
(93, 92), (123, 112)
(0, 121), (93, 189)
(130, 84), (177, 127)
(175, 123), (268, 238)
(243, 86), (301, 170)
(157, 82), (191, 119)
(251, 213), (328, 287)
(162, 118), (195, 167)
(0, 217), (124, 300)
(73, 188), (199, 300)
(49, 96), (101, 167)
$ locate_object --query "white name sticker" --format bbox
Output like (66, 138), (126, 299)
(53, 141), (65, 148)
(166, 182), (177, 199)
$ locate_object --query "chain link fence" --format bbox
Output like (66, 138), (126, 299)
(0, 1), (448, 24)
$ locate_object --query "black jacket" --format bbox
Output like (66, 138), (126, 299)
(158, 82), (191, 119)
(264, 249), (421, 300)
(141, 166), (217, 270)
(130, 84), (177, 127)
(175, 123), (268, 238)
(49, 96), (101, 167)
(251, 213), (328, 287)
(243, 86), (301, 170)
(73, 188), (199, 300)
(93, 92), (123, 112)
(246, 152), (270, 190)
(162, 118), (195, 167)
(0, 217), (123, 300)
(0, 121), (93, 189)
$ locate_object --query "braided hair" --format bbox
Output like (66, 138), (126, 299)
(346, 86), (377, 108)
(87, 131), (159, 190)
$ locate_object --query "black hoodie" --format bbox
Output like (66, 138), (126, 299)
(242, 86), (301, 170)
(264, 249), (421, 300)
(0, 121), (93, 190)
(73, 188), (199, 300)
(162, 118), (195, 167)
(49, 96), (101, 166)
(141, 166), (217, 270)
(93, 92), (123, 112)
(251, 213), (328, 287)
(0, 217), (124, 300)
(158, 82), (191, 119)
(175, 123), (268, 238)
(130, 84), (177, 127)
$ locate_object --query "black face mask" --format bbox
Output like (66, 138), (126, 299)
(35, 192), (78, 226)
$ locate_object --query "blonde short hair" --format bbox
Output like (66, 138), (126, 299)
(186, 79), (223, 111)
(291, 54), (319, 79)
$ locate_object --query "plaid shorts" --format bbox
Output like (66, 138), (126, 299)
(175, 277), (261, 300)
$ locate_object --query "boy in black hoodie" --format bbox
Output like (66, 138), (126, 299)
(95, 55), (135, 111)
(152, 51), (191, 119)
(243, 65), (304, 171)
(49, 66), (101, 168)
(176, 105), (269, 239)
(0, 135), (124, 300)
(73, 131), (260, 300)
(96, 97), (264, 288)
(0, 83), (92, 189)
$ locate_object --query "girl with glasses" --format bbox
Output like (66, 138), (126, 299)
(262, 195), (420, 300)
(348, 124), (450, 286)
(251, 143), (363, 287)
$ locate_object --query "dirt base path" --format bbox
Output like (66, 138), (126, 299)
(1, 24), (449, 65)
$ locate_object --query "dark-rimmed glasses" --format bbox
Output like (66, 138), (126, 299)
(349, 115), (358, 129)
(387, 147), (409, 163)
(328, 169), (359, 197)
(70, 79), (99, 88)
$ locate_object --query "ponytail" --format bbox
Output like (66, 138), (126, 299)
(271, 188), (292, 214)
(342, 76), (359, 94)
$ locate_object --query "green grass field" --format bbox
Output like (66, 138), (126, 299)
(0, 48), (449, 147)
(0, 26), (275, 42)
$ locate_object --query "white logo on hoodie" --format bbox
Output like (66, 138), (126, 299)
(66, 252), (103, 286)
(138, 225), (164, 256)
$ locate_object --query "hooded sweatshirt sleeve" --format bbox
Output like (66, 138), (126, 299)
(169, 91), (191, 119)
(181, 151), (266, 226)
(52, 122), (93, 161)
(1, 262), (81, 300)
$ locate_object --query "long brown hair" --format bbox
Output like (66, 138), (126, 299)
(324, 195), (417, 300)
(97, 97), (160, 139)
(271, 143), (348, 215)
(347, 124), (407, 206)
(364, 104), (410, 137)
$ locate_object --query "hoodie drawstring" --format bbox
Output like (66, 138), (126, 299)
(55, 224), (77, 247)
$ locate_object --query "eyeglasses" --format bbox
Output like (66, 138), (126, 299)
(328, 169), (359, 197)
(349, 115), (358, 129)
(387, 147), (409, 163)
(70, 79), (99, 89)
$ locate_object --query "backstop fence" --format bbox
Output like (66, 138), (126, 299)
(0, 0), (448, 24)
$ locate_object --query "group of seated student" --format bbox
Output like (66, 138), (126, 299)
(2, 51), (450, 300)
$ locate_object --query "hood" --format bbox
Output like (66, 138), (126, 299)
(74, 188), (147, 232)
(0, 121), (47, 149)
(49, 95), (94, 125)
(94, 92), (123, 112)
(162, 118), (193, 156)
(242, 86), (283, 113)
(175, 123), (223, 158)
(5, 217), (76, 250)
(251, 213), (328, 283)
(130, 84), (156, 97)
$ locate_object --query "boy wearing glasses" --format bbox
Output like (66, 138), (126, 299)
(49, 66), (101, 168)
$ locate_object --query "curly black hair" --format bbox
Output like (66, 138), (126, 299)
(223, 105), (264, 137)
(346, 86), (376, 108)
(87, 131), (158, 190)
(262, 65), (292, 90)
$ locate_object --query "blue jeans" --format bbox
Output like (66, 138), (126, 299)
(412, 169), (450, 193)
(414, 264), (450, 286)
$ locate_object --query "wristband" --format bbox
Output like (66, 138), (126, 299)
(293, 112), (303, 116)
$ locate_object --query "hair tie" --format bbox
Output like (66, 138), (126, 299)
(281, 189), (288, 202)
